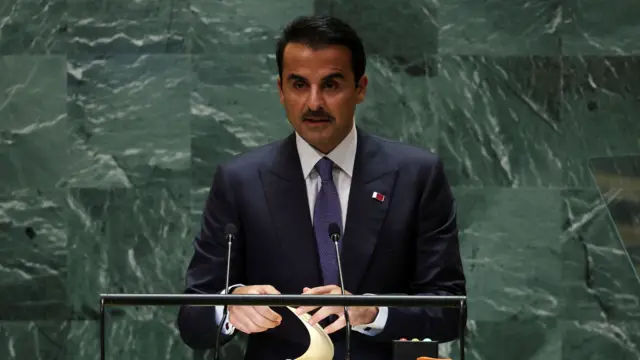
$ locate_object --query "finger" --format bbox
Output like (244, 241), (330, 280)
(229, 308), (261, 334)
(297, 285), (334, 314)
(232, 317), (259, 334)
(258, 285), (281, 295)
(303, 285), (338, 295)
(232, 307), (273, 333)
(244, 319), (269, 333)
(247, 286), (281, 322)
(323, 313), (347, 335)
(242, 306), (280, 329)
(308, 306), (339, 326)
(298, 286), (344, 315)
(295, 305), (320, 316)
(246, 312), (276, 332)
(254, 305), (282, 323)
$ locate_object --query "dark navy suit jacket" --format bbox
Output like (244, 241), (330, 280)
(177, 128), (466, 360)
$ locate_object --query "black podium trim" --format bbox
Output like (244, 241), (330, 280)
(99, 294), (466, 360)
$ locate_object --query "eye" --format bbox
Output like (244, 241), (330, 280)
(293, 81), (306, 89)
(324, 81), (338, 89)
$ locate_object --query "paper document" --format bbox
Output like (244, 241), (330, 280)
(285, 306), (334, 360)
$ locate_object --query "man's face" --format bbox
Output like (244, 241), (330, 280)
(278, 43), (368, 154)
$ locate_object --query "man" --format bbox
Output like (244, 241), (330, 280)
(177, 15), (466, 360)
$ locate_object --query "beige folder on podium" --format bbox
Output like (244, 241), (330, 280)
(285, 306), (334, 360)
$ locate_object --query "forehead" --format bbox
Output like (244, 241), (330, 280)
(282, 43), (353, 80)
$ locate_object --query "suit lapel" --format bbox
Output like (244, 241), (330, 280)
(259, 133), (322, 289)
(342, 130), (398, 293)
(259, 129), (398, 293)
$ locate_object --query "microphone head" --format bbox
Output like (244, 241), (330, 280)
(224, 223), (237, 236)
(328, 222), (341, 242)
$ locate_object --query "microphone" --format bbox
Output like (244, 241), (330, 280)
(215, 223), (237, 360)
(328, 222), (350, 360)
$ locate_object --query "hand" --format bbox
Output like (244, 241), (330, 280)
(228, 285), (282, 334)
(295, 285), (379, 334)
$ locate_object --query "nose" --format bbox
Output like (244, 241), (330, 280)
(306, 86), (325, 111)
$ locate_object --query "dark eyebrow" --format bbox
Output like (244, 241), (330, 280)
(286, 72), (346, 83)
(287, 74), (306, 83)
(322, 72), (346, 81)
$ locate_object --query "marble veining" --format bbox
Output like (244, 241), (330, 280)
(1, 0), (639, 358)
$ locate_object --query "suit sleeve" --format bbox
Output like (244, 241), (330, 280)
(376, 156), (467, 342)
(177, 164), (246, 349)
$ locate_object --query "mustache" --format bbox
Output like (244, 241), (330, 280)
(303, 110), (333, 119)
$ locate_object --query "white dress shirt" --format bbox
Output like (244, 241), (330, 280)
(215, 124), (388, 336)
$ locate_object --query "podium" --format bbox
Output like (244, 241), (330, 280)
(99, 293), (467, 360)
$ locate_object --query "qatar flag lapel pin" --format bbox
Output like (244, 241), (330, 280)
(372, 191), (385, 202)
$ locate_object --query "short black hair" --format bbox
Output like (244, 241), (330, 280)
(275, 15), (366, 86)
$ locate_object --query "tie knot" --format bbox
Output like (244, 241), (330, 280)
(315, 157), (334, 181)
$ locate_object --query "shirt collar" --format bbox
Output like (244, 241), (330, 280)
(295, 123), (357, 179)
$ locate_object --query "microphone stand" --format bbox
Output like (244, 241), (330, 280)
(214, 233), (233, 360)
(332, 236), (351, 360)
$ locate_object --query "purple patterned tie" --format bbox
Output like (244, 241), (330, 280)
(313, 157), (342, 286)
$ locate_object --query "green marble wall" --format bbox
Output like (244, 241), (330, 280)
(1, 0), (639, 359)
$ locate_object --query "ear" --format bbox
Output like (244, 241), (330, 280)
(355, 74), (368, 104)
(277, 77), (284, 104)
